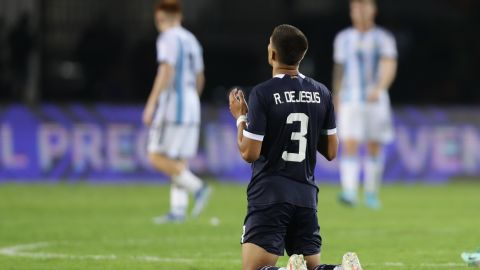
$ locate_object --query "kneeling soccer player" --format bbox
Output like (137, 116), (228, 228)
(229, 24), (363, 270)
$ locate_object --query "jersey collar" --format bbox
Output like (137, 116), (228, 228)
(274, 73), (306, 79)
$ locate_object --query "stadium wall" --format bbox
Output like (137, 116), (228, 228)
(0, 104), (479, 183)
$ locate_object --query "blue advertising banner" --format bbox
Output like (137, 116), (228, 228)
(0, 104), (479, 182)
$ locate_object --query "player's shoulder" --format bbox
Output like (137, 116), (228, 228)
(251, 77), (276, 94)
(252, 75), (330, 93)
(248, 76), (284, 102)
(303, 76), (332, 96)
(158, 29), (177, 44)
(374, 26), (395, 40)
(179, 27), (199, 41)
(335, 27), (355, 40)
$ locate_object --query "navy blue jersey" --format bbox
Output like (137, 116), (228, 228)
(243, 74), (336, 209)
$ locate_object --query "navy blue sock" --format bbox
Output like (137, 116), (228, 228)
(257, 263), (339, 270)
(314, 264), (339, 270)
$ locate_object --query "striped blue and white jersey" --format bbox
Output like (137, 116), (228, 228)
(334, 26), (397, 103)
(155, 26), (203, 124)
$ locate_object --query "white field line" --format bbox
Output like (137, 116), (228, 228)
(133, 255), (193, 263)
(364, 262), (405, 267)
(0, 242), (467, 267)
(364, 262), (466, 268)
(419, 262), (466, 267)
(0, 242), (118, 261)
(0, 242), (239, 264)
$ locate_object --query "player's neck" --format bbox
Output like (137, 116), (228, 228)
(354, 21), (375, 32)
(272, 65), (300, 77)
(163, 22), (181, 31)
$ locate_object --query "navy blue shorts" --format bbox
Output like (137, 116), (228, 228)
(240, 203), (322, 256)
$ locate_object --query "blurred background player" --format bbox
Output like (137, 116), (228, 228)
(332, 0), (398, 209)
(142, 0), (210, 224)
(229, 24), (362, 270)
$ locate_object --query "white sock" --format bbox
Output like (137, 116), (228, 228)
(340, 155), (360, 196)
(364, 155), (384, 194)
(173, 169), (203, 194)
(170, 184), (188, 217)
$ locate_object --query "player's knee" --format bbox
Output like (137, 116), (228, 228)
(147, 153), (170, 173)
(367, 141), (382, 155)
(343, 140), (359, 155)
(147, 153), (159, 164)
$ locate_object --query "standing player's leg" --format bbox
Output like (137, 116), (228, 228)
(148, 153), (190, 223)
(180, 124), (211, 217)
(147, 121), (188, 223)
(173, 164), (211, 218)
(363, 99), (393, 209)
(152, 183), (188, 224)
(364, 141), (383, 209)
(149, 152), (209, 222)
(339, 139), (360, 205)
(338, 104), (363, 205)
(148, 124), (210, 223)
(177, 92), (211, 218)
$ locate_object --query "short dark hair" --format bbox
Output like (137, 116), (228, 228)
(271, 24), (308, 66)
(155, 0), (182, 14)
(350, 0), (376, 5)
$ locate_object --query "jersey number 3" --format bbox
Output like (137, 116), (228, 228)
(282, 113), (309, 162)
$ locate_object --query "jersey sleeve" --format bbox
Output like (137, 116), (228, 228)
(379, 31), (398, 59)
(244, 88), (267, 141)
(156, 34), (178, 65)
(333, 32), (346, 64)
(321, 91), (337, 135)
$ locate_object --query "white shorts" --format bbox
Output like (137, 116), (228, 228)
(338, 98), (394, 144)
(147, 89), (200, 159)
(147, 123), (199, 159)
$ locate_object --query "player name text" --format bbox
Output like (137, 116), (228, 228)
(273, 91), (321, 105)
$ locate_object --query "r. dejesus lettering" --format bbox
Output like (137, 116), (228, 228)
(273, 91), (321, 105)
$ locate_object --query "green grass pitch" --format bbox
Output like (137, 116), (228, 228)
(0, 181), (478, 270)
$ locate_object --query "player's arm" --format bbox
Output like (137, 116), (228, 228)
(317, 134), (338, 161)
(368, 33), (398, 101)
(194, 40), (205, 96)
(375, 57), (397, 92)
(367, 57), (397, 101)
(142, 63), (175, 126)
(332, 33), (345, 107)
(196, 71), (205, 96)
(236, 122), (262, 163)
(332, 63), (344, 106)
(228, 89), (262, 163)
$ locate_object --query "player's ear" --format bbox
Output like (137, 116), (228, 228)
(271, 50), (277, 61)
